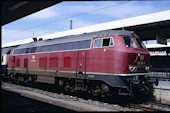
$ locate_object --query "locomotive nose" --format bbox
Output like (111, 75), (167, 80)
(127, 53), (150, 73)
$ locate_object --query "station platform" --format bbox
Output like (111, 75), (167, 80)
(1, 89), (31, 112)
(1, 89), (74, 112)
(153, 80), (170, 104)
(154, 80), (170, 90)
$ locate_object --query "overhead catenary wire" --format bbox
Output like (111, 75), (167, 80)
(3, 1), (129, 37)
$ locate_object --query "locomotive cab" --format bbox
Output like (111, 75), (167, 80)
(117, 35), (158, 96)
(123, 36), (150, 73)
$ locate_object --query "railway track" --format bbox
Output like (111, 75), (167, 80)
(124, 101), (170, 111)
(2, 82), (170, 111)
(126, 104), (157, 111)
(145, 101), (170, 111)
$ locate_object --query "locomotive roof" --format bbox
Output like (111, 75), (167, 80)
(16, 30), (138, 49)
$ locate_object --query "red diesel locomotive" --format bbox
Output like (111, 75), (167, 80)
(7, 30), (158, 97)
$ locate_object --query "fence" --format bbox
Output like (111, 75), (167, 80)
(148, 68), (170, 80)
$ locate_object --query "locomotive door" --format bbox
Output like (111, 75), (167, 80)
(76, 50), (87, 78)
(11, 56), (15, 69)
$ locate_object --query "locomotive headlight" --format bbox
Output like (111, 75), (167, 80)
(145, 66), (150, 71)
(128, 66), (137, 72)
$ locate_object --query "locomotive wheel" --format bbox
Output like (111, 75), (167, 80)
(7, 74), (12, 83)
(64, 83), (70, 92)
(70, 87), (75, 93)
(91, 84), (102, 97)
(55, 79), (64, 93)
(11, 74), (18, 84)
(101, 92), (106, 98)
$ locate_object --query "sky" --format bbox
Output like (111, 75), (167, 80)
(2, 1), (170, 45)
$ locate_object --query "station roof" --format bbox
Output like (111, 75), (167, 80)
(1, 1), (61, 25)
(146, 40), (170, 53)
(2, 10), (170, 48)
(37, 10), (170, 41)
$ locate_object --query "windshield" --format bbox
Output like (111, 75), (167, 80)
(123, 37), (138, 48)
(123, 37), (147, 49)
(136, 38), (147, 49)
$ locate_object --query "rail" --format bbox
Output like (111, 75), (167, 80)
(125, 101), (170, 111)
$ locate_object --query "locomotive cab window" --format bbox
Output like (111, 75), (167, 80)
(94, 39), (102, 48)
(136, 38), (147, 49)
(94, 37), (114, 48)
(123, 37), (138, 48)
(102, 38), (113, 47)
(102, 38), (110, 46)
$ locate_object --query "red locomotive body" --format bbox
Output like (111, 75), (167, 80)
(7, 30), (157, 96)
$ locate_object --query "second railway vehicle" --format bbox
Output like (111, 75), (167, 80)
(1, 47), (15, 80)
(6, 30), (158, 97)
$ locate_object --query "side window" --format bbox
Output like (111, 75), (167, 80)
(25, 48), (30, 53)
(30, 47), (36, 53)
(79, 39), (91, 49)
(65, 42), (73, 50)
(36, 46), (42, 52)
(13, 49), (17, 54)
(59, 43), (66, 51)
(94, 39), (102, 48)
(49, 44), (59, 52)
(14, 49), (20, 54)
(19, 48), (25, 54)
(72, 41), (80, 49)
(41, 45), (50, 52)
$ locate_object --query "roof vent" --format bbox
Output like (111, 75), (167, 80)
(33, 37), (37, 42)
